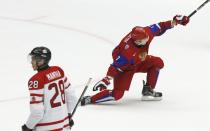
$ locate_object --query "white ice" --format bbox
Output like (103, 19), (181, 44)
(0, 0), (210, 130)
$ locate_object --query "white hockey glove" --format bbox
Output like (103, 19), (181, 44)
(93, 77), (111, 91)
(173, 15), (189, 26)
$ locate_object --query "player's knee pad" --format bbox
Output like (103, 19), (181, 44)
(112, 90), (125, 100)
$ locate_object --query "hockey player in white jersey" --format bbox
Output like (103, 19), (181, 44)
(22, 46), (77, 131)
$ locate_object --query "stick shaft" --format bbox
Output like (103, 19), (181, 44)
(188, 0), (210, 18)
(71, 78), (92, 117)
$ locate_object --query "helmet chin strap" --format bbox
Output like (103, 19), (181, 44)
(35, 60), (49, 72)
(134, 36), (149, 47)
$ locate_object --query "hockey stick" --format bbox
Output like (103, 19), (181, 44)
(188, 0), (210, 18)
(71, 77), (92, 117)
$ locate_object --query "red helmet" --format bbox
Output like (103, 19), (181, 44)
(131, 26), (148, 41)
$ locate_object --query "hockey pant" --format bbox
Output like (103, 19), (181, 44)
(91, 56), (164, 103)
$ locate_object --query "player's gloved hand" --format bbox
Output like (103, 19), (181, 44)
(93, 76), (111, 91)
(68, 113), (74, 128)
(173, 15), (189, 26)
(21, 124), (33, 131)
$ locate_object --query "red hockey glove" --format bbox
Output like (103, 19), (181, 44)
(93, 77), (110, 91)
(173, 15), (189, 26)
(21, 124), (33, 131)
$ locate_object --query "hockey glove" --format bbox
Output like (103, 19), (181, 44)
(68, 113), (74, 128)
(173, 15), (189, 26)
(93, 77), (110, 91)
(21, 124), (33, 131)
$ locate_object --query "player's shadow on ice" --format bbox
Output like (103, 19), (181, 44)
(92, 98), (161, 107)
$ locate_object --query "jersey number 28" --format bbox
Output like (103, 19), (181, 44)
(48, 80), (65, 108)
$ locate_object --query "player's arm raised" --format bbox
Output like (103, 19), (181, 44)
(147, 15), (190, 37)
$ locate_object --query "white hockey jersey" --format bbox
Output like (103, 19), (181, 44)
(26, 66), (77, 131)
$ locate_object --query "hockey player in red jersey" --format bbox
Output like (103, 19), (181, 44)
(22, 47), (77, 131)
(81, 15), (189, 105)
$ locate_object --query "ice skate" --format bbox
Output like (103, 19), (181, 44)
(141, 81), (162, 101)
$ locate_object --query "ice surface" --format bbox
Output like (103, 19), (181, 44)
(0, 0), (209, 130)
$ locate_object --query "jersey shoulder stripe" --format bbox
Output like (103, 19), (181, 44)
(28, 66), (65, 90)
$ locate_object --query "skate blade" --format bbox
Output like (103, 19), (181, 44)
(141, 96), (162, 101)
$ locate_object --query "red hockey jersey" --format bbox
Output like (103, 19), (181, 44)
(111, 20), (173, 71)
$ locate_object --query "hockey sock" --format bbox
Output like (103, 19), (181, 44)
(91, 90), (115, 103)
